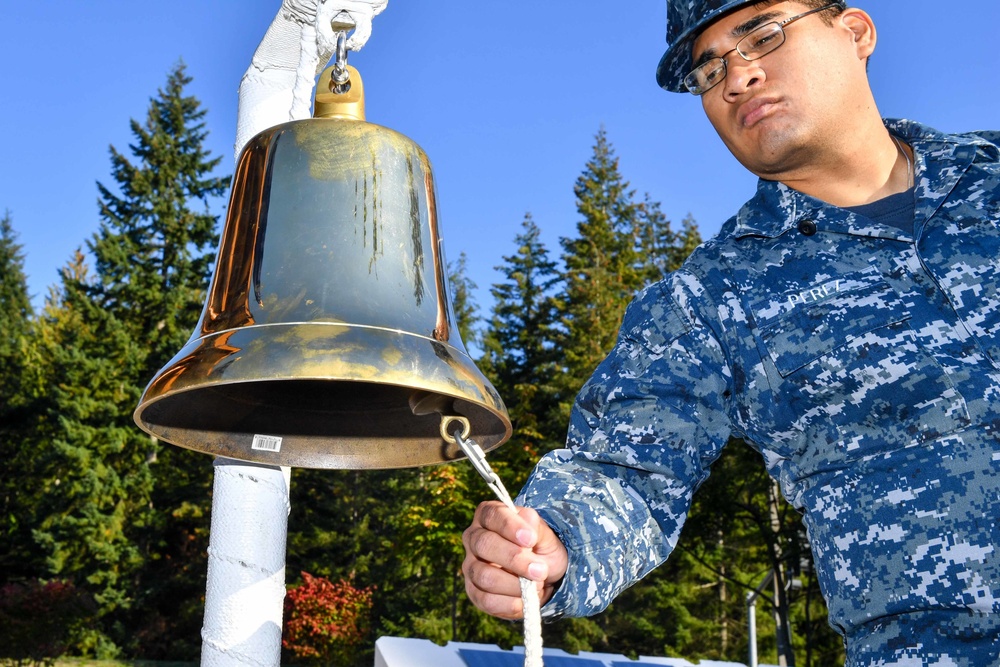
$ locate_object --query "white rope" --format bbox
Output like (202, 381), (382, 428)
(454, 432), (544, 667)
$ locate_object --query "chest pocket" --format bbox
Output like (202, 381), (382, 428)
(922, 198), (1000, 367)
(753, 274), (970, 463)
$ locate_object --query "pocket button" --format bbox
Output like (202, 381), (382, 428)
(797, 219), (818, 236)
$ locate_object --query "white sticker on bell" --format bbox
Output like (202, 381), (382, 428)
(251, 434), (283, 452)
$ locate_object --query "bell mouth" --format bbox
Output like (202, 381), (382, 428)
(134, 322), (510, 469)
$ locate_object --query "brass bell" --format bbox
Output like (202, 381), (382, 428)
(133, 65), (511, 469)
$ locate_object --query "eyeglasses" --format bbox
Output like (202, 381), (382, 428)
(684, 3), (842, 95)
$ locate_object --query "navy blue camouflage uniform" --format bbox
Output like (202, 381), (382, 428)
(519, 119), (1000, 665)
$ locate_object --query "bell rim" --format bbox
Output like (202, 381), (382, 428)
(133, 321), (512, 469)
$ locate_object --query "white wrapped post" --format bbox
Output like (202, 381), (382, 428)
(201, 2), (387, 665)
(202, 460), (291, 666)
(235, 0), (387, 159)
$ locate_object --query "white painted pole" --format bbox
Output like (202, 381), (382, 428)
(202, 460), (291, 666)
(199, 5), (314, 660)
(198, 4), (386, 665)
(746, 570), (773, 667)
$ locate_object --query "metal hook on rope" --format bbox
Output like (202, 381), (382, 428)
(437, 413), (544, 667)
(330, 31), (351, 93)
(440, 416), (516, 507)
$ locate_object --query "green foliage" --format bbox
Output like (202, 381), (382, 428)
(479, 214), (564, 487)
(558, 127), (646, 389)
(0, 212), (45, 580)
(30, 253), (151, 621)
(448, 252), (480, 350)
(0, 211), (32, 409)
(283, 572), (374, 666)
(7, 62), (229, 659)
(77, 62), (227, 658)
(89, 63), (227, 376)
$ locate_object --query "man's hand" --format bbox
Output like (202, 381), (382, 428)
(462, 501), (568, 620)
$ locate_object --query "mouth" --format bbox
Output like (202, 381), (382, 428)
(738, 96), (781, 128)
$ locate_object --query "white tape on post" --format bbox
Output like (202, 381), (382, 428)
(202, 460), (291, 667)
(202, 4), (387, 664)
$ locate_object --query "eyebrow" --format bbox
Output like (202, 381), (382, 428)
(691, 10), (785, 69)
(733, 10), (784, 38)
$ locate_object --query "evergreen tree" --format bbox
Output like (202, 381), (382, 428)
(671, 214), (703, 272)
(634, 195), (678, 284)
(30, 252), (149, 657)
(0, 211), (32, 410)
(87, 62), (228, 659)
(0, 212), (43, 580)
(556, 128), (645, 416)
(480, 214), (564, 485)
(25, 63), (229, 658)
(448, 252), (480, 350)
(90, 62), (228, 375)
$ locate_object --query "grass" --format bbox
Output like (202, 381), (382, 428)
(54, 661), (197, 667)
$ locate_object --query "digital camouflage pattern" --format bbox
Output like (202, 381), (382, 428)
(656, 0), (760, 92)
(519, 120), (1000, 666)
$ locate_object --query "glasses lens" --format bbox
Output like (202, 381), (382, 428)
(738, 23), (785, 60)
(685, 59), (727, 95)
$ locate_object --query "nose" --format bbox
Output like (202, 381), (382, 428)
(722, 57), (766, 100)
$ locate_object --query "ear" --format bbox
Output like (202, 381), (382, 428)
(840, 8), (877, 60)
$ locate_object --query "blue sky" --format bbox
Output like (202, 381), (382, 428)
(2, 1), (995, 318)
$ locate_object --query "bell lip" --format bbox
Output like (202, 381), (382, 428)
(133, 322), (512, 469)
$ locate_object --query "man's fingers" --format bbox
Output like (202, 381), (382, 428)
(462, 528), (528, 620)
(463, 558), (523, 599)
(462, 510), (542, 580)
(473, 500), (535, 547)
(463, 574), (524, 620)
(462, 500), (569, 618)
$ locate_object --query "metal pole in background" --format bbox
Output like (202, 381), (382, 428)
(746, 570), (774, 667)
(747, 593), (758, 667)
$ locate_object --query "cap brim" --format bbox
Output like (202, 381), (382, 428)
(655, 0), (757, 93)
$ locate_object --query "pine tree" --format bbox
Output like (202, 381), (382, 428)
(480, 214), (564, 485)
(30, 252), (150, 657)
(87, 63), (229, 659)
(26, 63), (230, 658)
(557, 128), (645, 411)
(90, 62), (228, 375)
(634, 195), (678, 282)
(0, 211), (32, 410)
(0, 212), (43, 580)
(671, 214), (703, 273)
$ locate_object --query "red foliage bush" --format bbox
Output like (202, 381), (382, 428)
(0, 579), (93, 666)
(282, 571), (375, 666)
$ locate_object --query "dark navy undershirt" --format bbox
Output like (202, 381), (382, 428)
(846, 186), (916, 235)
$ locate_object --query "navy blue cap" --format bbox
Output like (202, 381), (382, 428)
(655, 0), (759, 92)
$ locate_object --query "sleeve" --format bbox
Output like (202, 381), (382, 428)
(516, 275), (734, 619)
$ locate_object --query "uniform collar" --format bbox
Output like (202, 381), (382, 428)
(731, 119), (994, 240)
